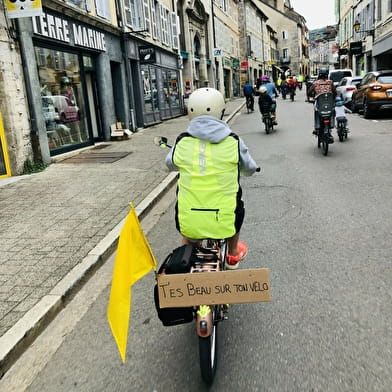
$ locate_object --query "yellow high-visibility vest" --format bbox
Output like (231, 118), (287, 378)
(173, 134), (240, 239)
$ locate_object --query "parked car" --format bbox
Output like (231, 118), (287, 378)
(328, 69), (353, 86)
(351, 70), (392, 118)
(41, 96), (59, 124)
(43, 95), (80, 123)
(336, 76), (363, 108)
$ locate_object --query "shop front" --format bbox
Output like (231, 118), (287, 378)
(36, 47), (92, 152)
(18, 8), (127, 160)
(125, 42), (182, 127)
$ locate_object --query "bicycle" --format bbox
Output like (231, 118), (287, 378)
(245, 95), (254, 113)
(153, 136), (263, 385)
(192, 239), (229, 384)
(336, 117), (348, 142)
(261, 111), (273, 134)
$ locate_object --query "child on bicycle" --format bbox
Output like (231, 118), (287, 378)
(165, 87), (259, 269)
(335, 96), (352, 131)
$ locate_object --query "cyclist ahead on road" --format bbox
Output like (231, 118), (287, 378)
(261, 75), (279, 124)
(165, 88), (259, 269)
(243, 81), (255, 111)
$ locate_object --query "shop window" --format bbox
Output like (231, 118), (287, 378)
(162, 69), (180, 109)
(141, 65), (159, 113)
(35, 47), (90, 152)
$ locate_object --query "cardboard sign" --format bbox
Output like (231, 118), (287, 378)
(157, 268), (271, 308)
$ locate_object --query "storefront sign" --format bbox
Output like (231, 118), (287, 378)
(224, 57), (231, 67)
(232, 58), (240, 67)
(241, 61), (248, 68)
(139, 46), (156, 63)
(32, 10), (106, 52)
(350, 41), (363, 56)
(6, 0), (42, 19)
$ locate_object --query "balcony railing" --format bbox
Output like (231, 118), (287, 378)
(280, 56), (290, 64)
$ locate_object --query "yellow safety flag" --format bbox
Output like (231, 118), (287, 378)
(107, 203), (157, 362)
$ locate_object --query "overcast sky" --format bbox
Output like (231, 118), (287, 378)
(290, 0), (336, 30)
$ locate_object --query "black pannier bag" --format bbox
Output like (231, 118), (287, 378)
(154, 244), (215, 327)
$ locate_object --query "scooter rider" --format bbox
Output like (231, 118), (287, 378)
(308, 67), (337, 141)
(261, 75), (279, 124)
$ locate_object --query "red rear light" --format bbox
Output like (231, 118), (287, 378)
(323, 119), (330, 124)
(369, 84), (382, 91)
(346, 86), (356, 91)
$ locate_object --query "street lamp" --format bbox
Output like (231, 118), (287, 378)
(353, 20), (374, 36)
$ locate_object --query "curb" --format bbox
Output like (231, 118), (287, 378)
(0, 173), (178, 378)
(0, 101), (244, 378)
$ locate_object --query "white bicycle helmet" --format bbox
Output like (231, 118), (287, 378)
(259, 86), (267, 94)
(187, 88), (226, 120)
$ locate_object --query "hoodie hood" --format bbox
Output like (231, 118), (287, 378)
(186, 115), (231, 143)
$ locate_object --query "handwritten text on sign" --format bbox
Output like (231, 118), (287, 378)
(157, 268), (271, 308)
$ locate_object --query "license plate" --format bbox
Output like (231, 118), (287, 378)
(387, 89), (392, 97)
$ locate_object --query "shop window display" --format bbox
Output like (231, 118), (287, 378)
(162, 69), (180, 109)
(141, 65), (159, 113)
(35, 47), (89, 151)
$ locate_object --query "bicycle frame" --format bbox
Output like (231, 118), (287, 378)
(190, 239), (228, 337)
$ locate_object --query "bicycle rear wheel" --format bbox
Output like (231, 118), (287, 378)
(199, 307), (218, 385)
(322, 126), (329, 156)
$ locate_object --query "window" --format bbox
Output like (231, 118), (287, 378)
(95, 0), (110, 19)
(215, 0), (228, 13)
(35, 47), (90, 151)
(282, 48), (289, 59)
(141, 65), (159, 113)
(125, 0), (147, 31)
(162, 69), (180, 109)
(65, 0), (90, 11)
(171, 12), (179, 49)
(151, 0), (157, 39)
(282, 30), (288, 40)
(160, 4), (169, 45)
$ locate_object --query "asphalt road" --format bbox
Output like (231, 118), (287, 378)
(2, 90), (391, 392)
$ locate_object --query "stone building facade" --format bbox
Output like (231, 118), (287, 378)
(1, 0), (310, 176)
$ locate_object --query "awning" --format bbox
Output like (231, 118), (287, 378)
(373, 35), (392, 56)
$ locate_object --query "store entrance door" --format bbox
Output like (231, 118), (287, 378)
(85, 72), (102, 140)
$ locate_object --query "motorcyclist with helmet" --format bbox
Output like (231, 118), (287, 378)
(308, 67), (337, 142)
(261, 75), (279, 124)
(258, 85), (275, 119)
(165, 88), (259, 269)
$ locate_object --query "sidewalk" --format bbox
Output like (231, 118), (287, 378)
(0, 98), (245, 376)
